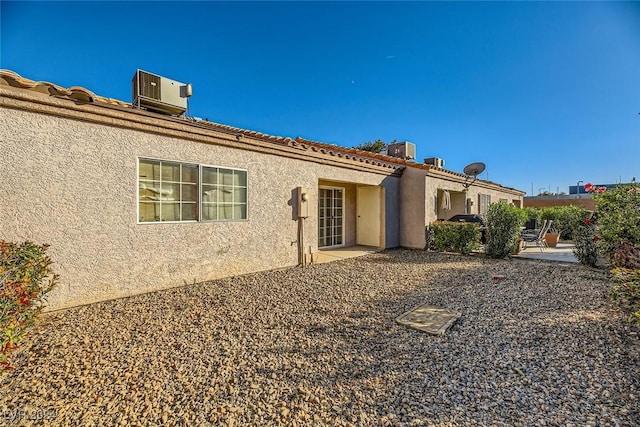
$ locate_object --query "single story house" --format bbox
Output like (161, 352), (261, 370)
(0, 69), (524, 310)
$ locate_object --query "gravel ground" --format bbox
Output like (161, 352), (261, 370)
(1, 249), (639, 426)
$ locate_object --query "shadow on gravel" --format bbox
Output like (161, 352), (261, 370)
(1, 249), (638, 426)
(293, 249), (640, 426)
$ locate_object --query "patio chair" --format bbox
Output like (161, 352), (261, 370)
(522, 220), (552, 252)
(524, 219), (537, 231)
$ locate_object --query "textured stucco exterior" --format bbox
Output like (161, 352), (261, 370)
(399, 167), (427, 249)
(1, 74), (523, 310)
(424, 171), (524, 225)
(1, 93), (401, 310)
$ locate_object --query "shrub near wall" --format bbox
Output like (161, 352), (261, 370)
(485, 203), (526, 259)
(540, 206), (589, 240)
(526, 206), (589, 240)
(575, 182), (640, 325)
(595, 184), (640, 258)
(431, 222), (481, 255)
(575, 183), (640, 267)
(610, 241), (640, 324)
(597, 184), (640, 325)
(573, 216), (600, 268)
(1, 241), (58, 371)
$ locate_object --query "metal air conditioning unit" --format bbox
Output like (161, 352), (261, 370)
(132, 70), (192, 116)
(387, 141), (416, 160)
(424, 157), (444, 168)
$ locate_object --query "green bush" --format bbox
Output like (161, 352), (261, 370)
(611, 240), (640, 270)
(573, 217), (600, 267)
(425, 225), (435, 251)
(540, 207), (559, 230)
(523, 207), (542, 226)
(557, 205), (589, 240)
(1, 241), (58, 372)
(576, 182), (640, 325)
(485, 203), (526, 259)
(610, 268), (640, 325)
(431, 222), (480, 255)
(594, 184), (640, 260)
(536, 206), (589, 240)
(596, 184), (640, 326)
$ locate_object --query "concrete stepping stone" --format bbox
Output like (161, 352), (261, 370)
(396, 303), (461, 335)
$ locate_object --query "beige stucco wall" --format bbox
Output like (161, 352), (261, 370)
(1, 106), (401, 310)
(399, 167), (427, 248)
(424, 173), (524, 224)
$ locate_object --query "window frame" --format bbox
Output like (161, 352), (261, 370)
(478, 193), (492, 215)
(200, 163), (248, 223)
(137, 157), (248, 224)
(318, 185), (345, 249)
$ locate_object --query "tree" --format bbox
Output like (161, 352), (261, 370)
(353, 139), (387, 153)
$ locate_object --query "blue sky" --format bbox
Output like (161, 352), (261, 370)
(2, 1), (639, 195)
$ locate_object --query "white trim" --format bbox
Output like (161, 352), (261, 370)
(136, 156), (248, 224)
(199, 163), (248, 223)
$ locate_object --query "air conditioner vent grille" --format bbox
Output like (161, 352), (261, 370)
(132, 69), (188, 116)
(138, 71), (161, 100)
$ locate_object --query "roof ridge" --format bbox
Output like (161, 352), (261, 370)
(0, 69), (130, 107)
(0, 69), (409, 170)
(0, 69), (524, 193)
(294, 136), (430, 170)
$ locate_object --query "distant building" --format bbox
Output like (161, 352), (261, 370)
(523, 194), (595, 210)
(526, 181), (636, 210)
(569, 182), (634, 195)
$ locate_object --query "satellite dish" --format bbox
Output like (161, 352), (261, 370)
(463, 162), (486, 177)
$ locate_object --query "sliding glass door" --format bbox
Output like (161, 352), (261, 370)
(318, 187), (344, 248)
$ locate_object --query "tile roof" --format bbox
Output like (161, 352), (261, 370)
(193, 119), (429, 170)
(0, 69), (523, 193)
(0, 69), (130, 107)
(1, 69), (412, 171)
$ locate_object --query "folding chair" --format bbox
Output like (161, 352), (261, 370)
(522, 220), (552, 252)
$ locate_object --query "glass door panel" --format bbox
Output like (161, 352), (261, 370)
(318, 187), (344, 248)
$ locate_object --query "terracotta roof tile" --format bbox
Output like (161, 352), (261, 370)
(0, 69), (523, 194)
(0, 70), (131, 108)
(294, 136), (432, 171)
(1, 69), (412, 171)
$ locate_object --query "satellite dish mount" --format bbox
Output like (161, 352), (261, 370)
(462, 162), (486, 214)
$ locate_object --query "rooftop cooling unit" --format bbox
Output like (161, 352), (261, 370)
(424, 157), (444, 168)
(387, 141), (416, 160)
(132, 70), (191, 116)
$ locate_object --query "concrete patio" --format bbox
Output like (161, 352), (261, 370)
(316, 245), (381, 264)
(514, 241), (579, 263)
(318, 241), (579, 265)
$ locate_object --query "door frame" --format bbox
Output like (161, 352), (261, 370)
(318, 185), (345, 249)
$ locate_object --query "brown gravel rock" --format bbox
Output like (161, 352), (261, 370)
(1, 249), (638, 426)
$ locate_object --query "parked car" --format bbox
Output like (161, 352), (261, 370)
(447, 214), (487, 243)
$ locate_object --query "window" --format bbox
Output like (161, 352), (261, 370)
(202, 167), (247, 221)
(478, 193), (491, 215)
(138, 158), (247, 223)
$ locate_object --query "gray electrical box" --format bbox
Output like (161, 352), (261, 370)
(297, 187), (309, 218)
